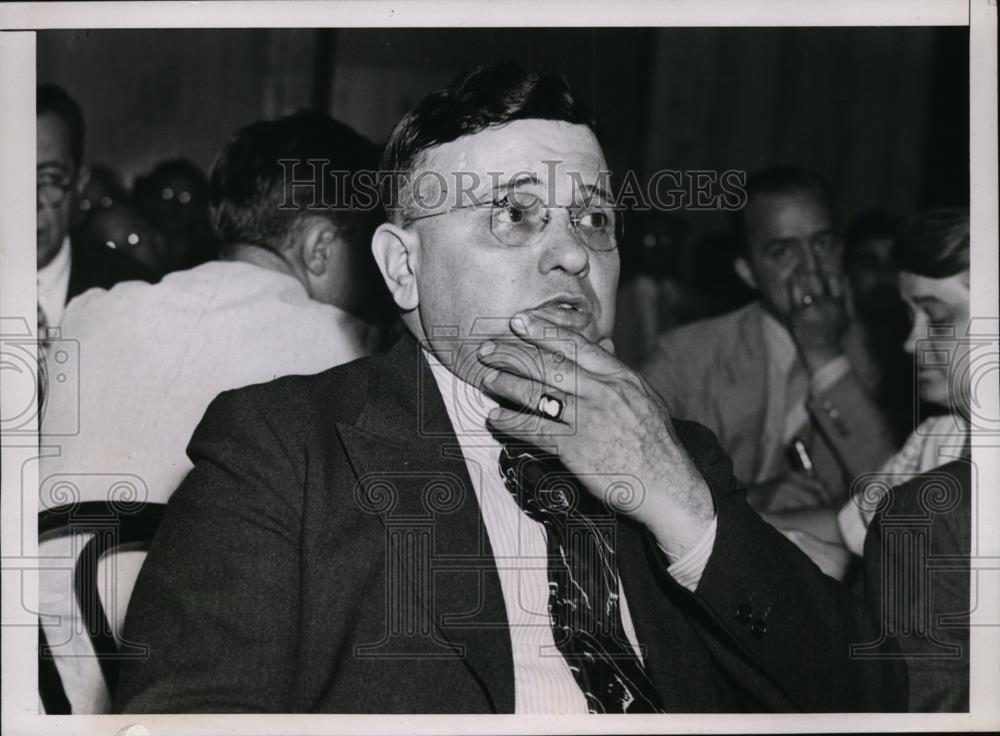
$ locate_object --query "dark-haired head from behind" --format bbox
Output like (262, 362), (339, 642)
(211, 110), (380, 254)
(893, 208), (970, 279)
(380, 62), (597, 224)
(211, 110), (392, 324)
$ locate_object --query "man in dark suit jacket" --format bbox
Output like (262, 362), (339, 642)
(861, 459), (971, 711)
(115, 63), (906, 714)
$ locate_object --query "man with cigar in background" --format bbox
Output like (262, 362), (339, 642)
(116, 65), (905, 714)
(642, 167), (898, 514)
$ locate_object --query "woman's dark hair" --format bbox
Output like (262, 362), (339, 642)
(380, 62), (596, 223)
(893, 208), (970, 278)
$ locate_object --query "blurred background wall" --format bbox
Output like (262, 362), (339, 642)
(38, 26), (969, 362)
(38, 26), (969, 221)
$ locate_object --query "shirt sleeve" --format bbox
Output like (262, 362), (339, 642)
(660, 515), (718, 592)
(836, 499), (870, 557)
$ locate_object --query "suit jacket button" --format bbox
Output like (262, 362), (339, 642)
(751, 620), (768, 639)
(736, 604), (753, 624)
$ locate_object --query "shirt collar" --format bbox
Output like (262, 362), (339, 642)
(423, 346), (499, 441)
(37, 235), (71, 291)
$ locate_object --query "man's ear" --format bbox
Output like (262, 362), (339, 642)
(372, 222), (419, 312)
(733, 256), (758, 290)
(300, 216), (339, 276)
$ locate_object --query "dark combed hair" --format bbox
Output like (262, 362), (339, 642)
(380, 62), (597, 222)
(893, 208), (970, 278)
(210, 110), (380, 254)
(37, 84), (85, 171)
(730, 165), (833, 252)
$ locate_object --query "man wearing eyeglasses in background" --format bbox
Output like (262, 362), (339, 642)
(36, 85), (156, 338)
(116, 64), (905, 714)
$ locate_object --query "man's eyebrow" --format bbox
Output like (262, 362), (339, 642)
(491, 174), (541, 191)
(576, 182), (613, 203)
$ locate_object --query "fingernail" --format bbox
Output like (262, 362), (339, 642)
(483, 368), (499, 383)
(511, 314), (528, 334)
(479, 341), (496, 356)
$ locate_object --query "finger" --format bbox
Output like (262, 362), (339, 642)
(825, 273), (844, 301)
(510, 311), (615, 375)
(801, 272), (825, 303)
(480, 367), (575, 425)
(477, 339), (572, 392)
(485, 406), (562, 445)
(787, 278), (806, 312)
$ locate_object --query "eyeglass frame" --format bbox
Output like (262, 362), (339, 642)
(405, 192), (624, 253)
(37, 169), (76, 208)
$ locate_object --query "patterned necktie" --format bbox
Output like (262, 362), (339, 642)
(498, 444), (665, 713)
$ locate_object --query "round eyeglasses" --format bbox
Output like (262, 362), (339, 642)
(408, 191), (623, 252)
(37, 171), (74, 208)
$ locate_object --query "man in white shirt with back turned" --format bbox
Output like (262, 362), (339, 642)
(38, 111), (393, 714)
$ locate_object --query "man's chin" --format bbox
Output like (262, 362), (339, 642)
(917, 378), (950, 409)
(37, 235), (62, 267)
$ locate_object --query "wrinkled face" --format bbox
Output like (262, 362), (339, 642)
(406, 119), (620, 381)
(742, 191), (842, 318)
(900, 271), (971, 411)
(37, 112), (78, 268)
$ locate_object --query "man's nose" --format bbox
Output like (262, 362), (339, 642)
(799, 242), (820, 272)
(903, 314), (924, 355)
(538, 212), (591, 277)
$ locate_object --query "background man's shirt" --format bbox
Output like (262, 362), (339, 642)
(37, 235), (71, 327)
(39, 259), (370, 714)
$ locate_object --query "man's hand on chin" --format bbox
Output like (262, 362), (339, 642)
(476, 309), (715, 561)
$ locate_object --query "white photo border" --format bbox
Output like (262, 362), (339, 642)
(1, 1), (996, 734)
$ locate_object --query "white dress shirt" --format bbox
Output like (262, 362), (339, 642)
(758, 310), (851, 481)
(424, 348), (716, 713)
(37, 235), (71, 327)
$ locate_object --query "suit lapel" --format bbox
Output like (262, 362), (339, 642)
(336, 334), (515, 712)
